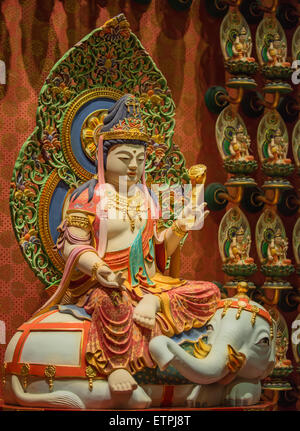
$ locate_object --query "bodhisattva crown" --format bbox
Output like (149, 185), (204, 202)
(101, 96), (150, 142)
(101, 118), (150, 142)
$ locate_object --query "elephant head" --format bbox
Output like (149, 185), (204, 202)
(149, 296), (276, 385)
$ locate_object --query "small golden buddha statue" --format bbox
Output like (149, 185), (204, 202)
(228, 226), (254, 265)
(267, 33), (290, 68)
(229, 125), (254, 162)
(267, 129), (291, 165)
(267, 229), (291, 266)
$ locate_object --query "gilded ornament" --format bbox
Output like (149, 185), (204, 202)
(251, 306), (260, 326)
(91, 261), (103, 281)
(188, 164), (207, 185)
(85, 365), (97, 391)
(221, 300), (232, 318)
(66, 215), (90, 230)
(21, 363), (30, 392)
(106, 190), (144, 233)
(110, 290), (123, 306)
(236, 301), (247, 320)
(139, 90), (163, 106)
(81, 110), (108, 161)
(171, 221), (187, 238)
(44, 365), (56, 392)
(2, 362), (7, 386)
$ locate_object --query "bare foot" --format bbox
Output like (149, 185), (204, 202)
(133, 294), (160, 329)
(108, 369), (138, 394)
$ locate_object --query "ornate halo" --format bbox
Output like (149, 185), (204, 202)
(61, 87), (124, 181)
(80, 110), (108, 161)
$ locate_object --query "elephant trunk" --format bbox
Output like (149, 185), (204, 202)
(149, 335), (246, 385)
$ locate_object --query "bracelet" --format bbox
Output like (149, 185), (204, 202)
(91, 261), (104, 281)
(171, 220), (187, 238)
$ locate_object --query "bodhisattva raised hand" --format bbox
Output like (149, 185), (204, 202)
(177, 201), (209, 232)
(164, 202), (209, 258)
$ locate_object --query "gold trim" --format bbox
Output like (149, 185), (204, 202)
(102, 129), (149, 142)
(6, 371), (106, 381)
(66, 208), (96, 217)
(38, 172), (86, 280)
(224, 180), (257, 187)
(66, 214), (90, 230)
(221, 300), (232, 318)
(61, 87), (124, 181)
(251, 306), (260, 326)
(80, 109), (108, 161)
(261, 284), (292, 290)
(61, 188), (74, 221)
(20, 363), (30, 392)
(38, 170), (66, 274)
(38, 171), (100, 290)
(262, 183), (293, 190)
(85, 365), (97, 391)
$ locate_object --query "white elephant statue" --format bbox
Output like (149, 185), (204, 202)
(3, 295), (276, 409)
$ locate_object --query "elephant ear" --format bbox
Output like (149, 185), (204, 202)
(259, 318), (277, 380)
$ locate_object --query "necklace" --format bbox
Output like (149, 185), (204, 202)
(105, 190), (144, 232)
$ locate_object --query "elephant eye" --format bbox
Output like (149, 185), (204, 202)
(256, 337), (269, 346)
(206, 324), (214, 332)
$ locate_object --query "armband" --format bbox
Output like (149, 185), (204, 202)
(66, 214), (91, 230)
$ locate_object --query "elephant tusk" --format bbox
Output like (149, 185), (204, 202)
(193, 338), (212, 359)
(226, 344), (246, 373)
(218, 345), (246, 386)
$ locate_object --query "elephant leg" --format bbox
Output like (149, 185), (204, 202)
(187, 383), (225, 408)
(186, 386), (202, 407)
(112, 385), (152, 409)
(224, 378), (261, 407)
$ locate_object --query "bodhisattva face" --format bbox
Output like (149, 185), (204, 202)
(275, 236), (283, 246)
(105, 143), (145, 190)
(236, 235), (243, 244)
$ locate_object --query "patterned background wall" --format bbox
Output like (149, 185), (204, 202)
(0, 0), (299, 400)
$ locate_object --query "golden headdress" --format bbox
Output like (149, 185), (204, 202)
(101, 94), (150, 143)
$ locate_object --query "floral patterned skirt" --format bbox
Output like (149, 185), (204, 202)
(83, 280), (220, 377)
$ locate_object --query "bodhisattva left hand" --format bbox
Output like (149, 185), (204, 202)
(95, 264), (126, 289)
